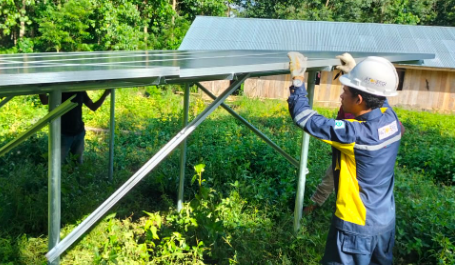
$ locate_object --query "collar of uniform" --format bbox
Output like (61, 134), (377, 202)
(355, 108), (383, 121)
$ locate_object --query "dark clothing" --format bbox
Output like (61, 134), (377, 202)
(61, 130), (85, 164)
(321, 224), (394, 265)
(61, 92), (88, 135)
(288, 84), (401, 264)
(288, 84), (400, 235)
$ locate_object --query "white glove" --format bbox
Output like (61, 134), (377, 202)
(288, 52), (307, 87)
(335, 53), (356, 73)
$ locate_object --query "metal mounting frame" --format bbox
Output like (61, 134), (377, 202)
(0, 50), (434, 264)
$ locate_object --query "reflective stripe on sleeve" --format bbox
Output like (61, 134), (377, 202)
(354, 134), (401, 151)
(294, 109), (317, 127)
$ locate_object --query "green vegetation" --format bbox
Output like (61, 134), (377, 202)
(1, 0), (455, 53)
(236, 0), (455, 26)
(0, 88), (453, 264)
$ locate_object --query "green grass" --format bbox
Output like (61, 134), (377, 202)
(0, 87), (454, 264)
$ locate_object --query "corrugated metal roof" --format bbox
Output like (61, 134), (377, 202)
(179, 16), (455, 69)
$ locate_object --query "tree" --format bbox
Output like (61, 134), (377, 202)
(37, 0), (95, 52)
(92, 0), (146, 50)
(233, 0), (301, 18)
(1, 0), (453, 54)
(433, 0), (455, 26)
(0, 0), (35, 50)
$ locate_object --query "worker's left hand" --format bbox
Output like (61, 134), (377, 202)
(335, 53), (356, 74)
(303, 204), (318, 214)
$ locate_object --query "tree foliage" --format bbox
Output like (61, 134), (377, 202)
(0, 0), (228, 52)
(0, 0), (453, 53)
(234, 0), (452, 26)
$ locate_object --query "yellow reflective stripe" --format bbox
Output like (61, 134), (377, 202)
(321, 139), (355, 156)
(335, 152), (366, 225)
(344, 119), (365, 123)
(320, 139), (366, 226)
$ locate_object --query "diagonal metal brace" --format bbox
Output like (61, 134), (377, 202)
(45, 73), (251, 262)
(196, 82), (301, 169)
(0, 96), (77, 157)
(0, 96), (14, 109)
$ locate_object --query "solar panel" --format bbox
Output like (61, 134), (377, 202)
(0, 50), (434, 96)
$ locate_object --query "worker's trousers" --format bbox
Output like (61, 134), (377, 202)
(321, 224), (394, 265)
(61, 130), (85, 164)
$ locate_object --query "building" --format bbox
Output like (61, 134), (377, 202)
(180, 16), (455, 113)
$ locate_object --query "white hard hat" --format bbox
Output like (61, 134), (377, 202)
(339, 56), (399, 97)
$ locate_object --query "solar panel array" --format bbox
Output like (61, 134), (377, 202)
(0, 50), (433, 96)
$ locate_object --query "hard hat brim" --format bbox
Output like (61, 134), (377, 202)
(339, 75), (398, 97)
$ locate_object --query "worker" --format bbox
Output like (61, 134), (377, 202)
(304, 55), (405, 215)
(39, 90), (111, 164)
(287, 52), (402, 264)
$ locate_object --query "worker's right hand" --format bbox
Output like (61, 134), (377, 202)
(288, 52), (307, 87)
(335, 53), (356, 74)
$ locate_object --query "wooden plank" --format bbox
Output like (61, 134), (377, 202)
(448, 72), (455, 112)
(199, 81), (214, 100)
(434, 72), (447, 111)
(396, 69), (413, 107)
(263, 77), (270, 98)
(313, 72), (323, 102)
(429, 71), (442, 110)
(331, 73), (343, 108)
(418, 70), (432, 110)
(408, 70), (421, 107)
(439, 72), (451, 112)
(274, 74), (283, 99)
(396, 64), (455, 73)
(269, 75), (277, 98)
(244, 78), (258, 98)
(279, 74), (290, 99)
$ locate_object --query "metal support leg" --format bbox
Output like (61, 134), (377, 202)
(108, 89), (116, 181)
(0, 96), (13, 108)
(0, 98), (76, 157)
(196, 82), (300, 168)
(48, 91), (62, 265)
(177, 84), (190, 211)
(46, 74), (251, 262)
(294, 71), (316, 233)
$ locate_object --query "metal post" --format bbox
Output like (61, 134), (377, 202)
(294, 71), (316, 233)
(177, 84), (190, 211)
(108, 89), (115, 181)
(48, 91), (62, 265)
(196, 82), (300, 168)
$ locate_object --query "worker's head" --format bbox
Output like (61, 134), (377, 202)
(339, 56), (398, 114)
(340, 85), (386, 114)
(339, 56), (399, 97)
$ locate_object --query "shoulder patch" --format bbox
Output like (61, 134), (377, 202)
(334, 120), (345, 130)
(378, 120), (398, 140)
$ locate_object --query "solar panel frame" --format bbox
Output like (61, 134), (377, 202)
(0, 50), (434, 96)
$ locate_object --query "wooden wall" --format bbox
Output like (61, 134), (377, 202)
(198, 69), (455, 113)
(389, 69), (455, 112)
